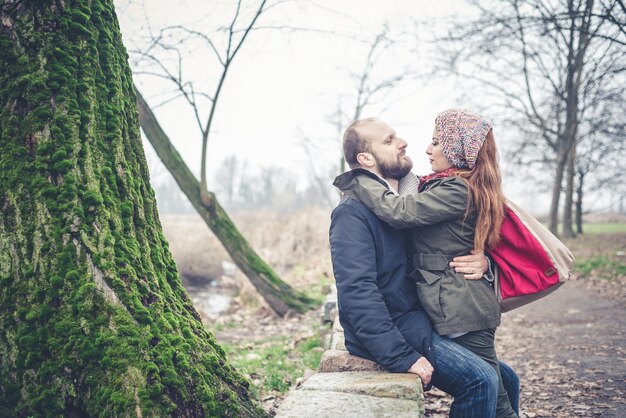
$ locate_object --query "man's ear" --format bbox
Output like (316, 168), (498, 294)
(356, 152), (375, 168)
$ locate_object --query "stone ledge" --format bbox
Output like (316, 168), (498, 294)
(275, 389), (423, 418)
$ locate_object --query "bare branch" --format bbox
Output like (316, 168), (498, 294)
(200, 0), (269, 202)
(161, 25), (225, 65)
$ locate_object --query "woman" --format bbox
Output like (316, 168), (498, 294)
(335, 109), (517, 418)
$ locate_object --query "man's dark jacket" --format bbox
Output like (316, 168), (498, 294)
(329, 193), (435, 373)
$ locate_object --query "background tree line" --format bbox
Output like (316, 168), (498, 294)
(152, 153), (334, 214)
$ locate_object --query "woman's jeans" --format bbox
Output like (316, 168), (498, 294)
(453, 329), (518, 417)
(430, 333), (520, 418)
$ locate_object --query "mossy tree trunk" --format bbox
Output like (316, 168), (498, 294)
(0, 1), (266, 416)
(135, 88), (317, 317)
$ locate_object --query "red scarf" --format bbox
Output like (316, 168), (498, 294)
(418, 167), (464, 191)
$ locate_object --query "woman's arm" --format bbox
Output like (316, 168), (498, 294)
(338, 173), (468, 229)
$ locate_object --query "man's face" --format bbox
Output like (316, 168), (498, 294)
(358, 119), (413, 180)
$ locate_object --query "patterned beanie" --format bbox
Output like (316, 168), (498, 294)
(435, 109), (492, 169)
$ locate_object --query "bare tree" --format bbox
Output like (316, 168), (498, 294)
(436, 0), (626, 236)
(132, 0), (316, 316)
(302, 26), (417, 203)
(339, 26), (413, 172)
(572, 98), (626, 232)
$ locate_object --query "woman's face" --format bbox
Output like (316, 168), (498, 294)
(426, 126), (453, 172)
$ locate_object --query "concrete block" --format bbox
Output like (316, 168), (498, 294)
(275, 389), (423, 418)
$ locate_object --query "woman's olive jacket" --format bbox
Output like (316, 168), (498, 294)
(334, 169), (501, 336)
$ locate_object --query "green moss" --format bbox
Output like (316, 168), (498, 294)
(30, 176), (48, 189)
(65, 271), (80, 282)
(53, 160), (73, 174)
(120, 201), (133, 218)
(82, 190), (103, 207)
(40, 185), (57, 199)
(71, 9), (91, 25)
(50, 276), (64, 288)
(37, 142), (54, 156)
(51, 150), (67, 162)
(68, 21), (91, 38)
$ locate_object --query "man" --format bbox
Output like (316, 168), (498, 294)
(329, 117), (519, 417)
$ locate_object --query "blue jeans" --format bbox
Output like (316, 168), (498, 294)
(430, 333), (520, 418)
(500, 360), (520, 414)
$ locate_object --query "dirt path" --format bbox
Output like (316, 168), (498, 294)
(425, 278), (626, 417)
(498, 279), (626, 417)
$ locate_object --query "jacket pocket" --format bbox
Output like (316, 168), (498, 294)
(410, 254), (450, 323)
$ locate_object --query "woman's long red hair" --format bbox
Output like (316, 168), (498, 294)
(458, 130), (506, 251)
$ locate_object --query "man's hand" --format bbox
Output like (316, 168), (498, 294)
(407, 356), (434, 386)
(450, 249), (488, 280)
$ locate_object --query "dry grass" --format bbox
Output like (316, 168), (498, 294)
(159, 207), (334, 298)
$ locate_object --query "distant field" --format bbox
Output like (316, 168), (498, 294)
(564, 231), (625, 281)
(582, 223), (626, 234)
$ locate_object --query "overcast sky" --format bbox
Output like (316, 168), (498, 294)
(114, 0), (545, 209)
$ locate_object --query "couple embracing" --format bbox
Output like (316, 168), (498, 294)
(329, 109), (519, 417)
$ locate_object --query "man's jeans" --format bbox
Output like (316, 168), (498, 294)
(430, 333), (520, 418)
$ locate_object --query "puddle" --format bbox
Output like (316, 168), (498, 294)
(186, 283), (234, 318)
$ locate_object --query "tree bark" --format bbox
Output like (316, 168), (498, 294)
(548, 145), (568, 234)
(575, 170), (585, 234)
(556, 0), (593, 236)
(135, 88), (317, 317)
(562, 146), (576, 237)
(549, 0), (591, 235)
(0, 1), (266, 416)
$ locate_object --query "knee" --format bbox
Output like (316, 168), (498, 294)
(508, 370), (520, 391)
(500, 363), (520, 391)
(474, 364), (499, 393)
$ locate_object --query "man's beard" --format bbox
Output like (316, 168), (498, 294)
(374, 152), (413, 180)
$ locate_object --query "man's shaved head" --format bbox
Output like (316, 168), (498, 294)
(342, 117), (378, 169)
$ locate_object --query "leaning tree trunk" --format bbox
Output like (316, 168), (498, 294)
(135, 88), (317, 317)
(0, 1), (266, 417)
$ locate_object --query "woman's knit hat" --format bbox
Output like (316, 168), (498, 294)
(435, 109), (492, 169)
